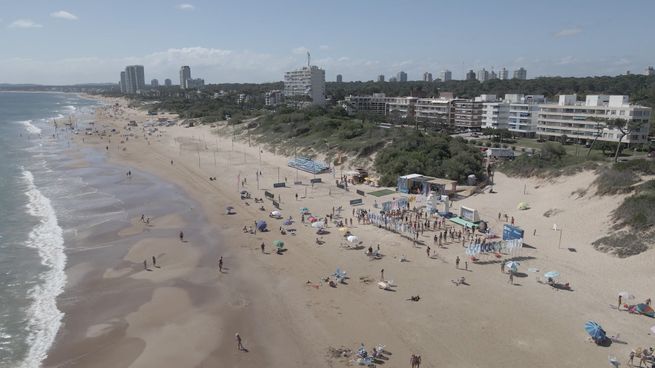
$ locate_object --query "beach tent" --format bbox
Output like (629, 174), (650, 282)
(517, 202), (530, 210)
(584, 321), (607, 344)
(256, 220), (267, 231)
(311, 221), (325, 229)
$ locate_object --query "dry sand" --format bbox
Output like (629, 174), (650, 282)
(45, 96), (655, 368)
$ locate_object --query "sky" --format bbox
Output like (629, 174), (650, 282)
(0, 0), (654, 85)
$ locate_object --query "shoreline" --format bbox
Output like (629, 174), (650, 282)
(44, 95), (655, 368)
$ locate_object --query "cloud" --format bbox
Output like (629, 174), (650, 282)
(50, 11), (79, 20)
(554, 27), (582, 37)
(292, 46), (309, 55)
(319, 45), (329, 50)
(8, 19), (43, 28)
(177, 4), (195, 11)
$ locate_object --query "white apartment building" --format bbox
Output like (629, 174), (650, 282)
(506, 94), (545, 137)
(481, 95), (509, 130)
(386, 97), (417, 119)
(284, 65), (326, 106)
(477, 68), (489, 82)
(537, 94), (651, 143)
(499, 68), (509, 80)
(265, 90), (284, 107)
(179, 66), (191, 89)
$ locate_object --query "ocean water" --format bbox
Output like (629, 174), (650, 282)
(0, 92), (99, 367)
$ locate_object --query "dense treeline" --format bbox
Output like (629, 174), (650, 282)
(327, 75), (655, 107)
(374, 132), (485, 186)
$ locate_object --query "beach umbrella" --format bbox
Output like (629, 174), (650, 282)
(273, 240), (284, 249)
(256, 220), (267, 231)
(347, 235), (359, 243)
(299, 207), (309, 214)
(283, 219), (293, 226)
(517, 202), (530, 210)
(308, 216), (318, 223)
(271, 210), (282, 217)
(618, 291), (635, 300)
(226, 206), (234, 210)
(505, 261), (520, 272)
(338, 227), (349, 233)
(584, 321), (606, 342)
(544, 271), (560, 279)
(311, 221), (324, 228)
(635, 304), (655, 318)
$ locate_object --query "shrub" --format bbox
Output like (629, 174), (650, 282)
(593, 166), (639, 195)
(492, 143), (500, 148)
(511, 146), (516, 151)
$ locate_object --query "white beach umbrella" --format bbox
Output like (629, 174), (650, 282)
(618, 291), (635, 300)
(311, 221), (325, 228)
(347, 235), (359, 243)
(271, 210), (282, 217)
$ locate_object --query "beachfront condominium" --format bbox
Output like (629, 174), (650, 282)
(499, 68), (509, 80)
(336, 74), (343, 83)
(377, 74), (385, 82)
(453, 98), (484, 130)
(119, 71), (127, 93)
(283, 65), (326, 106)
(179, 66), (192, 89)
(536, 95), (651, 144)
(123, 65), (145, 94)
(440, 70), (452, 82)
(482, 95), (509, 130)
(164, 78), (172, 87)
(423, 72), (433, 82)
(506, 94), (545, 137)
(513, 67), (527, 80)
(343, 93), (393, 115)
(415, 97), (457, 126)
(397, 71), (408, 82)
(466, 70), (476, 81)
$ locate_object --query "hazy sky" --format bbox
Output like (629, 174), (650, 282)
(1, 0), (654, 84)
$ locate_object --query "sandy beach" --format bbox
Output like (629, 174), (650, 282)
(44, 96), (655, 368)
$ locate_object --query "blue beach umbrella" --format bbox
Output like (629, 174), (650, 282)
(505, 261), (520, 272)
(584, 321), (606, 342)
(256, 220), (267, 231)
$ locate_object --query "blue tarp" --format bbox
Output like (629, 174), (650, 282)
(503, 224), (524, 241)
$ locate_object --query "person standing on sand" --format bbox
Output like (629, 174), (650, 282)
(235, 333), (243, 351)
(455, 256), (460, 269)
(426, 246), (430, 257)
(261, 242), (265, 253)
(465, 261), (468, 270)
(179, 231), (184, 242)
(152, 256), (157, 267)
(143, 260), (147, 270)
(618, 295), (622, 310)
(533, 229), (537, 236)
(219, 257), (223, 273)
(171, 160), (173, 165)
(380, 269), (384, 281)
(508, 272), (514, 284)
(140, 214), (145, 222)
(295, 193), (298, 201)
(501, 260), (506, 273)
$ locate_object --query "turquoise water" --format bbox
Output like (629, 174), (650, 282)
(0, 92), (97, 367)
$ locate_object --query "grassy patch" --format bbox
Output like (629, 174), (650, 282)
(592, 232), (651, 258)
(592, 166), (639, 195)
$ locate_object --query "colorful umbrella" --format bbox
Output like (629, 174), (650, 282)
(308, 216), (318, 223)
(299, 207), (309, 214)
(517, 202), (530, 210)
(635, 304), (655, 318)
(256, 220), (267, 231)
(618, 291), (635, 300)
(544, 271), (560, 279)
(273, 240), (284, 249)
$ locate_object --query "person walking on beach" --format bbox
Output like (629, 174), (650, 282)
(143, 260), (147, 270)
(380, 269), (384, 281)
(618, 295), (622, 310)
(295, 193), (298, 201)
(501, 260), (506, 273)
(171, 160), (174, 165)
(629, 350), (635, 366)
(235, 333), (244, 351)
(455, 256), (460, 269)
(179, 231), (184, 242)
(511, 216), (515, 225)
(426, 246), (430, 257)
(261, 242), (265, 253)
(152, 256), (157, 267)
(508, 272), (514, 285)
(465, 261), (468, 270)
(140, 214), (145, 222)
(218, 257), (223, 273)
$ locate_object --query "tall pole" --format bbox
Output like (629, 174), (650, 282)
(277, 167), (280, 183)
(558, 228), (563, 249)
(197, 149), (201, 168)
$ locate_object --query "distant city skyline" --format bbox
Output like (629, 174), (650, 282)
(1, 0), (654, 84)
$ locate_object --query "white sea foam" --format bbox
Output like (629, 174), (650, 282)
(62, 105), (76, 111)
(18, 170), (66, 368)
(17, 120), (42, 135)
